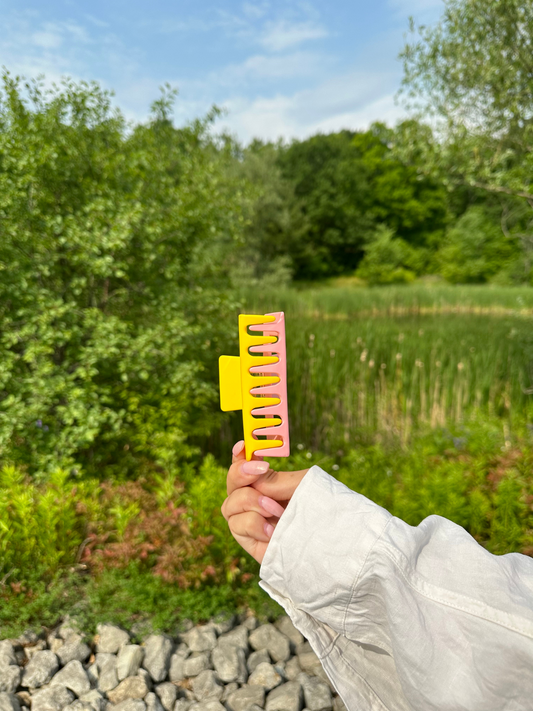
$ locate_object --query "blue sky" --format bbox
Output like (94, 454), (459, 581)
(1, 0), (443, 143)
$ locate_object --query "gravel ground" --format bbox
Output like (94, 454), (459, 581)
(0, 614), (347, 711)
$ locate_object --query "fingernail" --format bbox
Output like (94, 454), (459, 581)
(242, 460), (269, 476)
(232, 440), (245, 456)
(264, 522), (275, 538)
(258, 495), (285, 518)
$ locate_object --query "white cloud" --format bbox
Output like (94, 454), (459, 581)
(259, 19), (328, 52)
(218, 68), (406, 144)
(214, 50), (330, 86)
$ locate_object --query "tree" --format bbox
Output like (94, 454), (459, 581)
(401, 0), (533, 283)
(0, 73), (246, 477)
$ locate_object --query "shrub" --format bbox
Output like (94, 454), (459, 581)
(356, 226), (419, 284)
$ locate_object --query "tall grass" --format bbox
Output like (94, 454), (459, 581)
(214, 285), (533, 455)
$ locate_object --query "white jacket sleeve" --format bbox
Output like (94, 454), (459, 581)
(259, 465), (533, 711)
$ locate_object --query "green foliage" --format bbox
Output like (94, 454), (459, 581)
(438, 207), (517, 284)
(0, 73), (245, 477)
(355, 226), (418, 285)
(401, 0), (533, 281)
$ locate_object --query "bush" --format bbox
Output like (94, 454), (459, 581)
(0, 73), (246, 478)
(356, 226), (418, 284)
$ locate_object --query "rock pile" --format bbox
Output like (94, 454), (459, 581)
(0, 615), (347, 711)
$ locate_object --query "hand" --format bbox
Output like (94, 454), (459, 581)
(221, 440), (309, 564)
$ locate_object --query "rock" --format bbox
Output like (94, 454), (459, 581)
(79, 692), (106, 711)
(300, 676), (332, 711)
(173, 701), (193, 711)
(110, 701), (146, 711)
(211, 614), (236, 636)
(14, 693), (30, 709)
(117, 646), (145, 681)
(225, 686), (265, 711)
(274, 618), (303, 648)
(284, 657), (302, 681)
(265, 682), (303, 711)
(249, 625), (290, 663)
(0, 641), (17, 667)
(242, 617), (258, 631)
(95, 653), (119, 692)
(58, 618), (82, 641)
(143, 635), (173, 683)
(107, 677), (150, 705)
(168, 646), (190, 683)
(247, 649), (270, 674)
(0, 693), (20, 711)
(56, 636), (91, 666)
(137, 669), (153, 690)
(212, 645), (247, 684)
(96, 624), (130, 654)
(183, 653), (211, 678)
(87, 663), (99, 685)
(154, 684), (177, 711)
(18, 629), (39, 645)
(332, 697), (346, 711)
(50, 660), (91, 696)
(248, 662), (282, 692)
(296, 643), (321, 675)
(25, 640), (48, 660)
(183, 628), (216, 654)
(63, 703), (94, 711)
(191, 671), (223, 702)
(31, 686), (75, 711)
(21, 650), (59, 689)
(188, 703), (225, 711)
(220, 683), (238, 704)
(0, 667), (20, 693)
(144, 693), (164, 711)
(217, 626), (248, 653)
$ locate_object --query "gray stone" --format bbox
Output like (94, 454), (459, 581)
(212, 645), (247, 684)
(247, 649), (270, 674)
(225, 686), (265, 711)
(248, 662), (282, 692)
(265, 682), (303, 711)
(18, 629), (39, 645)
(25, 640), (47, 660)
(191, 671), (223, 702)
(183, 628), (216, 654)
(21, 650), (59, 689)
(137, 668), (154, 690)
(211, 614), (236, 636)
(183, 653), (211, 678)
(32, 686), (75, 711)
(296, 643), (321, 676)
(173, 701), (193, 711)
(56, 636), (91, 666)
(14, 693), (30, 709)
(143, 635), (173, 683)
(79, 692), (106, 711)
(87, 663), (99, 685)
(51, 660), (91, 696)
(0, 666), (20, 693)
(110, 701), (146, 711)
(49, 638), (65, 655)
(0, 641), (17, 667)
(168, 648), (189, 683)
(95, 653), (119, 692)
(96, 625), (130, 654)
(220, 683), (239, 704)
(154, 684), (177, 711)
(188, 703), (225, 711)
(63, 703), (94, 711)
(242, 617), (258, 631)
(300, 676), (332, 711)
(107, 677), (150, 705)
(0, 693), (20, 711)
(144, 693), (164, 711)
(58, 618), (82, 641)
(249, 625), (290, 663)
(217, 626), (248, 653)
(274, 618), (303, 648)
(284, 657), (302, 681)
(117, 646), (145, 681)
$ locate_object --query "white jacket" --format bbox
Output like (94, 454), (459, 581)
(259, 465), (533, 711)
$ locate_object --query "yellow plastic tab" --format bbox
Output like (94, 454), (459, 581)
(219, 355), (242, 412)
